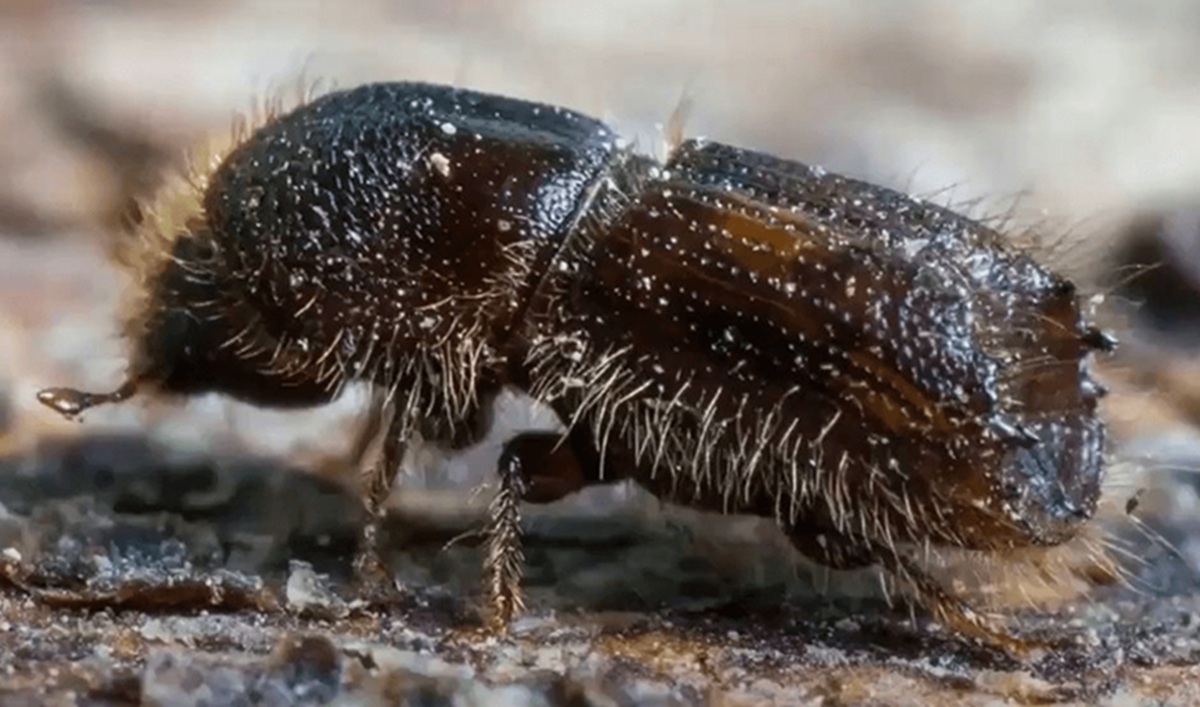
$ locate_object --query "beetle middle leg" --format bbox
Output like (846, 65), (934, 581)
(481, 428), (600, 628)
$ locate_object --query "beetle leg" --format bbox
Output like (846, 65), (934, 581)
(352, 396), (406, 602)
(877, 548), (1043, 655)
(481, 428), (602, 628)
(787, 524), (1038, 654)
(345, 387), (388, 472)
(501, 431), (596, 502)
(482, 439), (528, 627)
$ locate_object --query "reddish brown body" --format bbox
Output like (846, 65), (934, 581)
(528, 140), (1107, 556)
(36, 82), (1114, 649)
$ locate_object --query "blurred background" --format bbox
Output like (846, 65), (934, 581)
(4, 1), (1200, 701)
(4, 0), (1200, 477)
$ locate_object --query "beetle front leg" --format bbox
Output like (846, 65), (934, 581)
(353, 400), (406, 602)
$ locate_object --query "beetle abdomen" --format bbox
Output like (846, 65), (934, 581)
(529, 139), (1107, 553)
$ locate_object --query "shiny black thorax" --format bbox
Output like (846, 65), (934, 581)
(157, 82), (624, 412)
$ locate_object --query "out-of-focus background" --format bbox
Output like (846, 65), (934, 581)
(4, 2), (1200, 704)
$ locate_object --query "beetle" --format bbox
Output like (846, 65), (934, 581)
(36, 81), (1115, 650)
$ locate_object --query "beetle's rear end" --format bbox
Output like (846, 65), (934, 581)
(528, 138), (1111, 572)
